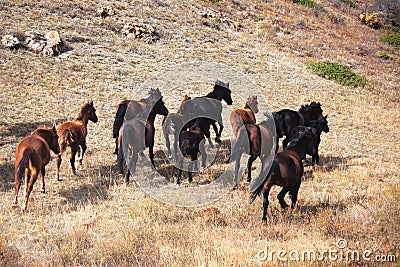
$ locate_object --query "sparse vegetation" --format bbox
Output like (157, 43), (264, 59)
(308, 61), (367, 87)
(293, 0), (315, 9)
(377, 51), (394, 60)
(379, 29), (400, 48)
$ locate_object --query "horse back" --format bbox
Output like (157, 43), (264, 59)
(15, 135), (50, 168)
(244, 124), (261, 157)
(275, 150), (303, 187)
(58, 121), (87, 143)
(185, 97), (223, 122)
(234, 108), (256, 125)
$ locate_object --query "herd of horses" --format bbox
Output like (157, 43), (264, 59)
(13, 80), (329, 223)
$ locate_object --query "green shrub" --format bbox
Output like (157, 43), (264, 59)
(377, 52), (394, 60)
(293, 0), (315, 8)
(308, 61), (367, 87)
(379, 31), (400, 48)
(340, 0), (357, 8)
(201, 0), (221, 4)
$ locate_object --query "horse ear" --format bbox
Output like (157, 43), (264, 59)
(325, 115), (328, 119)
(52, 124), (57, 133)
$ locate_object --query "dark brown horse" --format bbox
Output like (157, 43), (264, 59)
(56, 100), (98, 180)
(118, 97), (169, 184)
(273, 101), (323, 151)
(249, 127), (317, 222)
(230, 95), (258, 137)
(176, 118), (207, 185)
(113, 88), (162, 155)
(180, 80), (233, 144)
(290, 114), (329, 165)
(162, 95), (192, 158)
(228, 115), (275, 185)
(14, 125), (60, 211)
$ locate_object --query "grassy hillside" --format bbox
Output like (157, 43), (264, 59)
(0, 0), (399, 266)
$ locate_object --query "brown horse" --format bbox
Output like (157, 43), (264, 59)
(228, 115), (275, 185)
(230, 95), (258, 137)
(113, 88), (162, 155)
(162, 95), (191, 158)
(249, 127), (316, 222)
(56, 100), (98, 180)
(14, 125), (60, 211)
(118, 97), (169, 184)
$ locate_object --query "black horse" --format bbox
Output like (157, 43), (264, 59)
(290, 114), (329, 165)
(273, 101), (323, 151)
(112, 88), (162, 155)
(176, 118), (208, 185)
(249, 127), (317, 222)
(180, 80), (233, 145)
(118, 96), (169, 184)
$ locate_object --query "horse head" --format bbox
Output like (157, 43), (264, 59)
(214, 80), (233, 105)
(85, 100), (98, 123)
(32, 125), (60, 154)
(152, 97), (169, 117)
(247, 95), (259, 114)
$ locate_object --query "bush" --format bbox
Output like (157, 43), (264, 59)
(293, 0), (315, 8)
(308, 61), (367, 87)
(377, 51), (394, 60)
(379, 30), (400, 48)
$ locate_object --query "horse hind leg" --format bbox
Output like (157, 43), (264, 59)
(262, 187), (271, 223)
(289, 180), (302, 209)
(56, 154), (62, 181)
(277, 188), (290, 209)
(41, 165), (46, 193)
(23, 169), (38, 212)
(246, 155), (257, 183)
(70, 146), (78, 175)
(78, 143), (87, 165)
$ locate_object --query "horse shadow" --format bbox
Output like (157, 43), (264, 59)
(0, 119), (65, 146)
(0, 160), (15, 192)
(152, 139), (232, 184)
(56, 164), (118, 209)
(312, 155), (364, 172)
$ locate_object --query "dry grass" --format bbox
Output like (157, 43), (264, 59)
(0, 0), (399, 266)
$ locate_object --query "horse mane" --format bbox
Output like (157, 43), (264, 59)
(286, 128), (310, 149)
(299, 102), (321, 113)
(77, 101), (93, 120)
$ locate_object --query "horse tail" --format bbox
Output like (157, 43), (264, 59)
(229, 126), (249, 163)
(179, 138), (191, 157)
(59, 129), (73, 152)
(16, 148), (33, 182)
(113, 103), (128, 138)
(163, 114), (176, 135)
(249, 160), (277, 204)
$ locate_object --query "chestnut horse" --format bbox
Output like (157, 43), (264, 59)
(118, 97), (169, 184)
(112, 88), (162, 155)
(14, 125), (60, 211)
(230, 95), (259, 137)
(56, 100), (98, 180)
(162, 95), (192, 158)
(249, 127), (317, 222)
(273, 101), (323, 151)
(228, 114), (275, 185)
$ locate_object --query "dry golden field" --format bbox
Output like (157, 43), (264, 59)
(0, 0), (399, 266)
